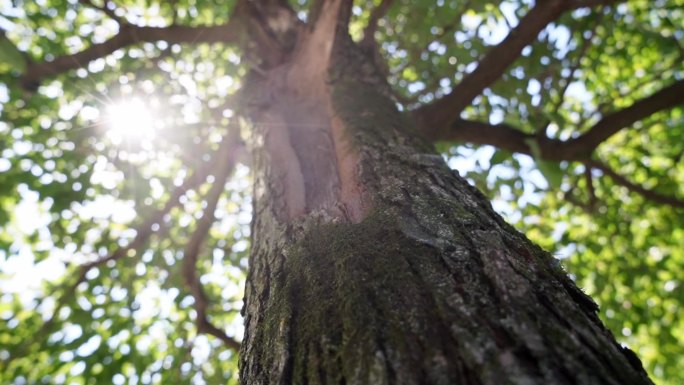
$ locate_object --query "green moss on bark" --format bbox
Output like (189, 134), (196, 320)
(256, 207), (465, 384)
(241, 36), (653, 385)
(330, 80), (433, 155)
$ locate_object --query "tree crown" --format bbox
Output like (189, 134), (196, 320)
(0, 0), (682, 384)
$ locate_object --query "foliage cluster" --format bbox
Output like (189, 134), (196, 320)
(0, 0), (681, 384)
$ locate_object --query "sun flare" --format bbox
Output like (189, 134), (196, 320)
(105, 98), (157, 143)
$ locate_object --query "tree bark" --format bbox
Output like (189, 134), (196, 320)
(238, 3), (653, 384)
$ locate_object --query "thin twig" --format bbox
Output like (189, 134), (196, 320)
(584, 165), (597, 208)
(548, 10), (603, 121)
(390, 18), (461, 77)
(78, 0), (126, 24)
(360, 0), (395, 48)
(20, 138), (237, 360)
(181, 132), (242, 351)
(587, 160), (684, 208)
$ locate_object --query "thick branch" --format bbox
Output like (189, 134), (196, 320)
(587, 160), (684, 208)
(360, 0), (394, 48)
(561, 79), (684, 158)
(20, 22), (243, 89)
(182, 135), (241, 351)
(416, 79), (684, 162)
(240, 0), (303, 65)
(428, 118), (536, 154)
(414, 0), (568, 129)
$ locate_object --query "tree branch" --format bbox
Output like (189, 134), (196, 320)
(422, 118), (684, 210)
(416, 79), (684, 162)
(182, 134), (241, 351)
(414, 0), (569, 130)
(561, 79), (684, 158)
(20, 21), (244, 90)
(426, 118), (535, 154)
(584, 165), (597, 208)
(360, 0), (394, 48)
(586, 160), (684, 208)
(563, 173), (596, 213)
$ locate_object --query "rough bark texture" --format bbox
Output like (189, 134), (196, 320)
(239, 4), (653, 384)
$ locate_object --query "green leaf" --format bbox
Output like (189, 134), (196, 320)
(524, 138), (542, 159)
(489, 150), (510, 167)
(537, 160), (563, 189)
(0, 32), (26, 73)
(524, 138), (563, 188)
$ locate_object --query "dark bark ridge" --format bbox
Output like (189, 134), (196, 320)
(238, 4), (653, 383)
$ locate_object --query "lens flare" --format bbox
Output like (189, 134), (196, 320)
(105, 98), (156, 144)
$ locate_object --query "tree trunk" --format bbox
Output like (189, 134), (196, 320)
(238, 2), (653, 384)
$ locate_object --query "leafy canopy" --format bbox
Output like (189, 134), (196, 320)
(0, 0), (682, 384)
